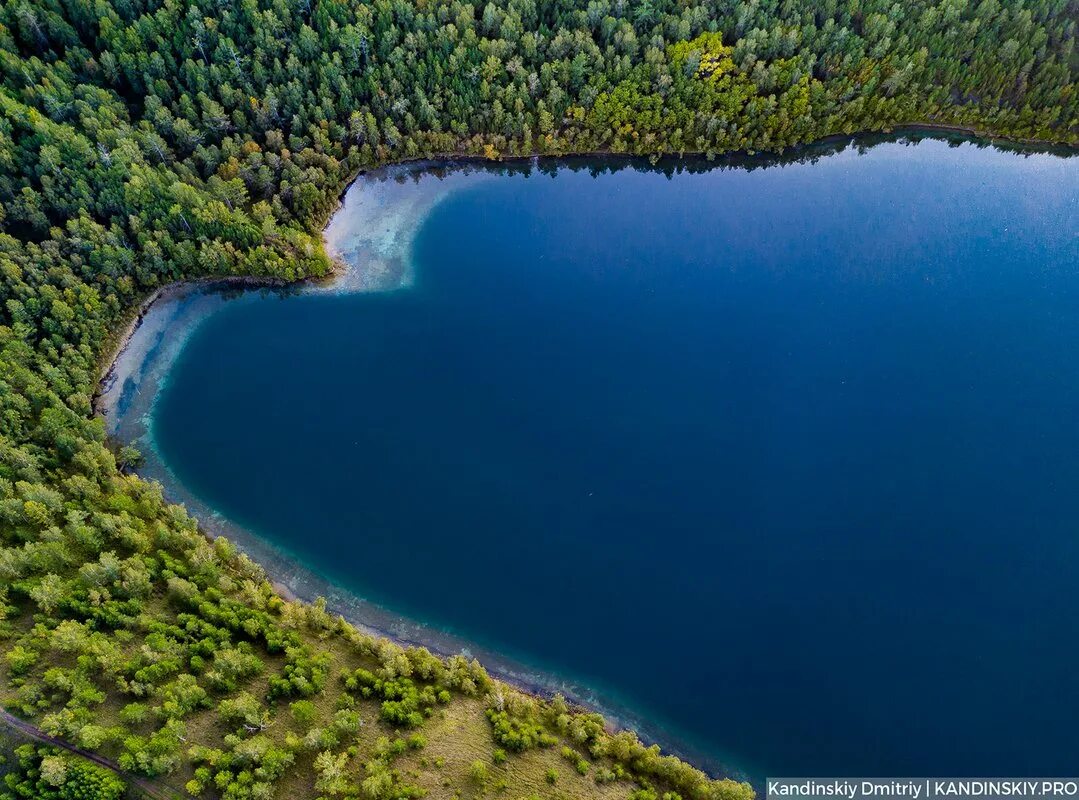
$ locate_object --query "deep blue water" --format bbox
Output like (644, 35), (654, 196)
(148, 138), (1079, 780)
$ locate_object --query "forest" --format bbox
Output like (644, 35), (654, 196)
(0, 0), (1075, 796)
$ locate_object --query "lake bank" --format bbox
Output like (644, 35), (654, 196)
(96, 160), (750, 780)
(99, 134), (1079, 781)
(96, 124), (1076, 404)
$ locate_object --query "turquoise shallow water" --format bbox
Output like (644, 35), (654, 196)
(109, 137), (1079, 781)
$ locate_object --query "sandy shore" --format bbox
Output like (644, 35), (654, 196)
(92, 156), (755, 779)
(92, 133), (1075, 786)
(95, 124), (1075, 406)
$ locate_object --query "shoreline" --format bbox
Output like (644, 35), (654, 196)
(93, 129), (1076, 788)
(93, 271), (339, 413)
(94, 123), (1076, 408)
(125, 446), (746, 780)
(94, 155), (755, 782)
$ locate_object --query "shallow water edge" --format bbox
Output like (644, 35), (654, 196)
(94, 125), (1075, 402)
(95, 132), (1077, 786)
(97, 157), (762, 781)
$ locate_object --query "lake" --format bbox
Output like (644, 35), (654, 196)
(100, 135), (1079, 782)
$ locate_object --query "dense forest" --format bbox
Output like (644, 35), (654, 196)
(0, 0), (1075, 796)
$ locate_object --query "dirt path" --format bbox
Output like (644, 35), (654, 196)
(0, 709), (183, 800)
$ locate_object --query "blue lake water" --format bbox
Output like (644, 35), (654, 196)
(106, 137), (1079, 781)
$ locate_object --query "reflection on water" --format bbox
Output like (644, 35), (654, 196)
(99, 134), (1079, 784)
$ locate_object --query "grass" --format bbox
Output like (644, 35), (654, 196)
(1, 561), (751, 800)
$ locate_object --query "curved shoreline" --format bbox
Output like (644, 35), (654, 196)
(95, 274), (338, 404)
(93, 123), (1077, 410)
(94, 130), (1077, 787)
(97, 156), (763, 781)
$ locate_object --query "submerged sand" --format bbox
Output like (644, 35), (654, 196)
(94, 160), (745, 781)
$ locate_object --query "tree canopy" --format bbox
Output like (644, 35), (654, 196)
(0, 0), (1075, 796)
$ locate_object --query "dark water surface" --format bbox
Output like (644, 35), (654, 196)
(125, 138), (1079, 780)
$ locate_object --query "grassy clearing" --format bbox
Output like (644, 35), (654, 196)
(2, 582), (752, 800)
